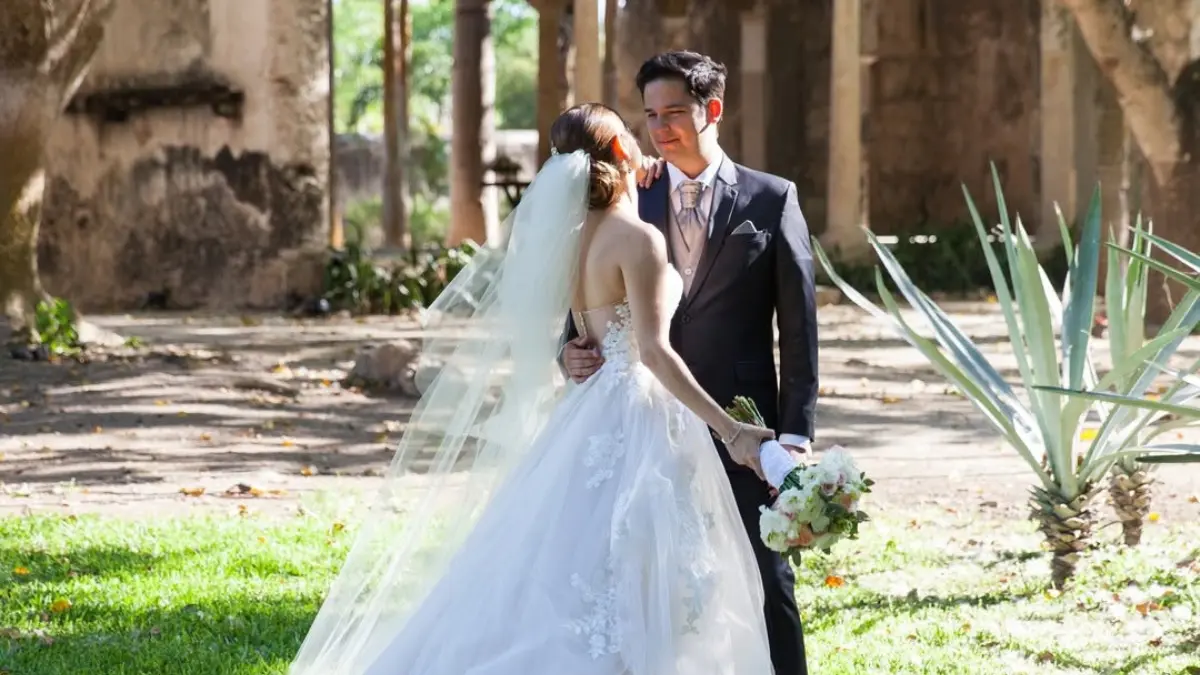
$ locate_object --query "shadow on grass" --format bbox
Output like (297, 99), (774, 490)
(0, 597), (320, 675)
(981, 550), (1042, 569)
(997, 626), (1200, 674)
(805, 585), (1042, 634)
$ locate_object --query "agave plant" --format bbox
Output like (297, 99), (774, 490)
(1091, 218), (1196, 545)
(812, 169), (1200, 588)
(1045, 229), (1200, 469)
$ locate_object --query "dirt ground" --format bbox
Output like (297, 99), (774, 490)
(2, 302), (1198, 526)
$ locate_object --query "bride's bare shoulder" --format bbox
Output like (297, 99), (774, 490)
(598, 211), (666, 264)
(601, 210), (663, 245)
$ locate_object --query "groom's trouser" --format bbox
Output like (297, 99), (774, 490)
(728, 470), (808, 675)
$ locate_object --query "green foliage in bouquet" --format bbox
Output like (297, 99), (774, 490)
(812, 167), (1200, 588)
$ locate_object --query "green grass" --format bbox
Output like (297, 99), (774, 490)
(0, 514), (345, 675)
(2, 509), (1199, 674)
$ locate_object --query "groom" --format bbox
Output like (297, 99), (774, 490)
(562, 51), (818, 674)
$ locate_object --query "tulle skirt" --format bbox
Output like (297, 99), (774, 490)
(358, 362), (774, 675)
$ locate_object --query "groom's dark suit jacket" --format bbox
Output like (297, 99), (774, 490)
(564, 156), (819, 474)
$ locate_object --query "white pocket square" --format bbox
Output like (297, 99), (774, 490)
(730, 220), (760, 235)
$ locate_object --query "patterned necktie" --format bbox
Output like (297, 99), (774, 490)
(675, 180), (705, 252)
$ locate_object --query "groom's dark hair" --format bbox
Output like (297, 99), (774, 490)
(636, 51), (727, 104)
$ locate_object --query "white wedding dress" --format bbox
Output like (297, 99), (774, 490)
(356, 267), (773, 675)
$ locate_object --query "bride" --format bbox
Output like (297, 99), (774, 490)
(289, 104), (776, 675)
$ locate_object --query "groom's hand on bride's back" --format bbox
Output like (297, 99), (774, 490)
(563, 337), (604, 383)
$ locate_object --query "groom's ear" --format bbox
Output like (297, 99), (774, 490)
(706, 98), (724, 124)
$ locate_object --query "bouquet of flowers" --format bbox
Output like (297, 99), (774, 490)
(724, 396), (873, 561)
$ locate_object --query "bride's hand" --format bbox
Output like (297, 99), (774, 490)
(724, 423), (775, 480)
(636, 156), (666, 189)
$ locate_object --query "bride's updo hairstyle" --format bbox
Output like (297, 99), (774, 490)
(549, 103), (643, 210)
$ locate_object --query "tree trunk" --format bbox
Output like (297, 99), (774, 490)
(1058, 0), (1200, 325)
(0, 180), (49, 329)
(1143, 150), (1200, 325)
(0, 0), (114, 331)
(572, 0), (601, 103)
(602, 0), (618, 109)
(383, 0), (412, 252)
(534, 0), (569, 167)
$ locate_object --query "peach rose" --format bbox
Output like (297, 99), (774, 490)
(787, 525), (815, 548)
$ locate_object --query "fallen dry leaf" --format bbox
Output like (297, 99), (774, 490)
(13, 567), (29, 576)
(179, 487), (206, 497)
(49, 598), (71, 614)
(824, 575), (846, 588)
(1188, 495), (1198, 504)
(1148, 512), (1161, 523)
(300, 465), (317, 477)
(1135, 601), (1162, 616)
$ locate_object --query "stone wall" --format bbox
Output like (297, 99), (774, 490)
(863, 0), (1040, 233)
(39, 0), (330, 311)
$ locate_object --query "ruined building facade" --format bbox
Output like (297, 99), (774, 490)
(40, 0), (331, 311)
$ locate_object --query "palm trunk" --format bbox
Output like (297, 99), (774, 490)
(1030, 483), (1100, 589)
(1108, 458), (1154, 546)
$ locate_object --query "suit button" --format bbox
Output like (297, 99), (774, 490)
(681, 314), (692, 324)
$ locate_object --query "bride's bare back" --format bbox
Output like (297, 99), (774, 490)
(570, 208), (650, 343)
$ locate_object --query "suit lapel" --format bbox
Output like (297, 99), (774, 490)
(685, 159), (740, 308)
(639, 177), (674, 265)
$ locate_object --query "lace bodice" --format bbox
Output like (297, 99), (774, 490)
(572, 267), (684, 378)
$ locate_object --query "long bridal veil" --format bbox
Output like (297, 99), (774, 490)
(289, 150), (591, 675)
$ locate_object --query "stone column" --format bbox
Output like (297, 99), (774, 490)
(821, 0), (867, 259)
(1094, 67), (1130, 287)
(1039, 0), (1083, 249)
(739, 4), (767, 170)
(573, 0), (601, 103)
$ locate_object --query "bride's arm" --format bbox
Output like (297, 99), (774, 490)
(619, 223), (772, 470)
